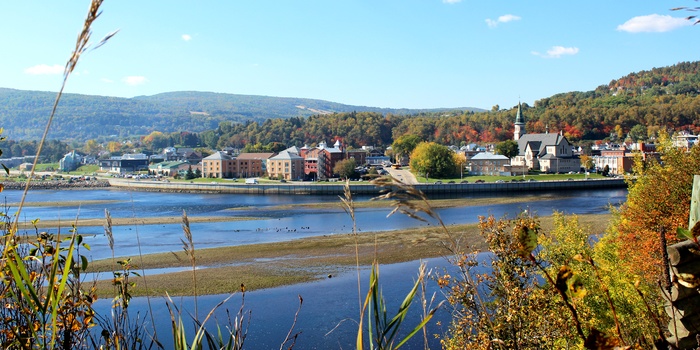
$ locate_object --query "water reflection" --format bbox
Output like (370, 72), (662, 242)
(6, 187), (626, 349)
(3, 188), (627, 261)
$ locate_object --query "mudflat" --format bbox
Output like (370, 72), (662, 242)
(87, 213), (612, 297)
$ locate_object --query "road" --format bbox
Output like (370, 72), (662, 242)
(384, 166), (419, 185)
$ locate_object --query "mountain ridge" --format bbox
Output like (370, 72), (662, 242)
(0, 87), (483, 141)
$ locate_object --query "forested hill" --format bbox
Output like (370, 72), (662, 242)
(526, 61), (700, 140)
(0, 88), (482, 141)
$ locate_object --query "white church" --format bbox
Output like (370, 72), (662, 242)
(510, 103), (581, 173)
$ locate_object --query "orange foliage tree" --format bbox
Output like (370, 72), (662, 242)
(615, 135), (700, 283)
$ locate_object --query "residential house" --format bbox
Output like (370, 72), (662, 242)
(179, 148), (203, 164)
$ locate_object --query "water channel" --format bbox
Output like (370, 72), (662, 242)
(1, 187), (627, 348)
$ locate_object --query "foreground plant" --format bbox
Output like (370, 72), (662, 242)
(0, 213), (96, 348)
(357, 261), (441, 350)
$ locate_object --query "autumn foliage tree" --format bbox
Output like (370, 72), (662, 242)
(333, 158), (357, 180)
(615, 134), (700, 283)
(409, 142), (456, 179)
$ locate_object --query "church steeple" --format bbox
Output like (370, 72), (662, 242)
(514, 101), (526, 141)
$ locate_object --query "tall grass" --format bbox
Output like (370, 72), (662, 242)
(341, 179), (444, 349)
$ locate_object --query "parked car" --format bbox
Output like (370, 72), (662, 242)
(434, 181), (443, 184)
(475, 179), (485, 183)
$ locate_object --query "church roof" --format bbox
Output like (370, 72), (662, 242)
(515, 102), (525, 125)
(517, 133), (567, 157)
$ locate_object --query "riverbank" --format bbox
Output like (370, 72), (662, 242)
(7, 192), (567, 229)
(1, 179), (110, 190)
(88, 213), (612, 296)
(108, 177), (627, 195)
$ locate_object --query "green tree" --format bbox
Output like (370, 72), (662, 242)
(628, 124), (647, 142)
(494, 140), (519, 159)
(333, 158), (357, 180)
(391, 134), (422, 164)
(185, 165), (196, 180)
(409, 142), (456, 179)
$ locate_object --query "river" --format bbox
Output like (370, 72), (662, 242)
(1, 187), (627, 349)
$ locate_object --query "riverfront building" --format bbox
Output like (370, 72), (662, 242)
(510, 103), (581, 173)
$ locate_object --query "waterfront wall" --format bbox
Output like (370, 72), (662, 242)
(108, 178), (627, 195)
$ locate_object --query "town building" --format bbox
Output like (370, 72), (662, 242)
(267, 150), (304, 180)
(237, 152), (275, 178)
(510, 103), (580, 173)
(59, 150), (83, 172)
(468, 152), (510, 176)
(201, 151), (233, 178)
(201, 151), (273, 179)
(366, 148), (390, 165)
(299, 140), (345, 180)
(673, 132), (699, 150)
(591, 143), (658, 175)
(149, 161), (189, 177)
(100, 153), (149, 173)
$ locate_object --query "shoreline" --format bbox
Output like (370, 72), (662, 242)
(107, 177), (628, 195)
(1, 180), (110, 190)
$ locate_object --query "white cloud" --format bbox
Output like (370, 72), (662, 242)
(123, 76), (147, 86)
(532, 46), (580, 59)
(486, 14), (521, 28)
(617, 14), (690, 33)
(101, 78), (114, 83)
(182, 34), (192, 41)
(24, 64), (63, 75)
(442, 0), (461, 3)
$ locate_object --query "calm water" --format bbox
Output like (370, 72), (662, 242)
(2, 187), (627, 349)
(2, 188), (626, 261)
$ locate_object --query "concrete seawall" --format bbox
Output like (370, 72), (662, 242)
(108, 178), (627, 195)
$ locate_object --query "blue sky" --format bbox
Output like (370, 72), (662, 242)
(0, 1), (697, 110)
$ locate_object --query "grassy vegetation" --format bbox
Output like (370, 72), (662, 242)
(414, 172), (608, 183)
(33, 162), (58, 171)
(67, 164), (100, 174)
